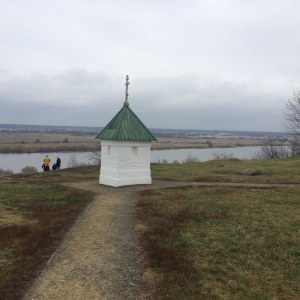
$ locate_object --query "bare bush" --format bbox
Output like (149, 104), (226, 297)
(155, 159), (168, 164)
(66, 155), (89, 168)
(289, 138), (300, 156)
(182, 154), (199, 164)
(255, 145), (290, 159)
(0, 169), (14, 176)
(89, 151), (101, 164)
(21, 166), (38, 174)
(78, 162), (90, 166)
(211, 151), (234, 160)
(67, 154), (79, 167)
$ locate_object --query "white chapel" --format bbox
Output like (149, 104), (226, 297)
(96, 75), (157, 187)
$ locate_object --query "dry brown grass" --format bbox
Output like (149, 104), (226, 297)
(0, 131), (100, 153)
(0, 131), (268, 153)
(0, 203), (29, 226)
(153, 136), (268, 150)
(0, 176), (95, 300)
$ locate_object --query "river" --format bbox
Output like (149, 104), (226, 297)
(0, 146), (262, 174)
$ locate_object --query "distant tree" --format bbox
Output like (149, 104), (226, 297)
(282, 90), (300, 135)
(206, 140), (213, 147)
(0, 169), (14, 176)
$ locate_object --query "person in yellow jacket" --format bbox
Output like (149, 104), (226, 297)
(43, 155), (51, 171)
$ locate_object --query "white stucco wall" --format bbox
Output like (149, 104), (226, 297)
(99, 140), (152, 187)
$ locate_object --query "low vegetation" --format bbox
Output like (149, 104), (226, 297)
(151, 156), (300, 184)
(0, 167), (98, 299)
(0, 169), (13, 176)
(21, 166), (38, 174)
(140, 156), (300, 299)
(182, 153), (199, 164)
(135, 185), (300, 299)
(255, 143), (300, 159)
(1, 157), (300, 299)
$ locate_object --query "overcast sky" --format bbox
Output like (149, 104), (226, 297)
(1, 0), (300, 132)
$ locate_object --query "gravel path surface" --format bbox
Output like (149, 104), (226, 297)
(23, 180), (196, 300)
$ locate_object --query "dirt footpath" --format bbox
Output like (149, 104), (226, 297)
(23, 180), (195, 300)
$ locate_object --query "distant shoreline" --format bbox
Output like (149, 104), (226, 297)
(0, 126), (289, 154)
(0, 123), (284, 136)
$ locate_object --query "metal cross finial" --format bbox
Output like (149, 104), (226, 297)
(123, 75), (130, 107)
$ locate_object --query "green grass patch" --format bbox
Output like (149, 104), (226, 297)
(151, 156), (300, 184)
(135, 185), (300, 299)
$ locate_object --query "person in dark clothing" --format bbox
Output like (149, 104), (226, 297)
(56, 157), (61, 170)
(52, 163), (57, 170)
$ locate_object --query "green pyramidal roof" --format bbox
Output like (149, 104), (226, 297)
(96, 106), (157, 141)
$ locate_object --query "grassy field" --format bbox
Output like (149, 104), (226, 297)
(152, 156), (300, 184)
(140, 157), (300, 299)
(0, 158), (300, 299)
(135, 186), (300, 299)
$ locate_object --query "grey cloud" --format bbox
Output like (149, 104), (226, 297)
(0, 1), (299, 131)
(0, 69), (284, 131)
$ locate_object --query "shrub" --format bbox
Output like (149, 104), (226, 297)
(78, 162), (90, 166)
(182, 154), (199, 164)
(211, 151), (234, 160)
(67, 154), (79, 167)
(289, 139), (300, 156)
(21, 166), (38, 174)
(255, 145), (290, 159)
(0, 169), (14, 176)
(89, 151), (101, 164)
